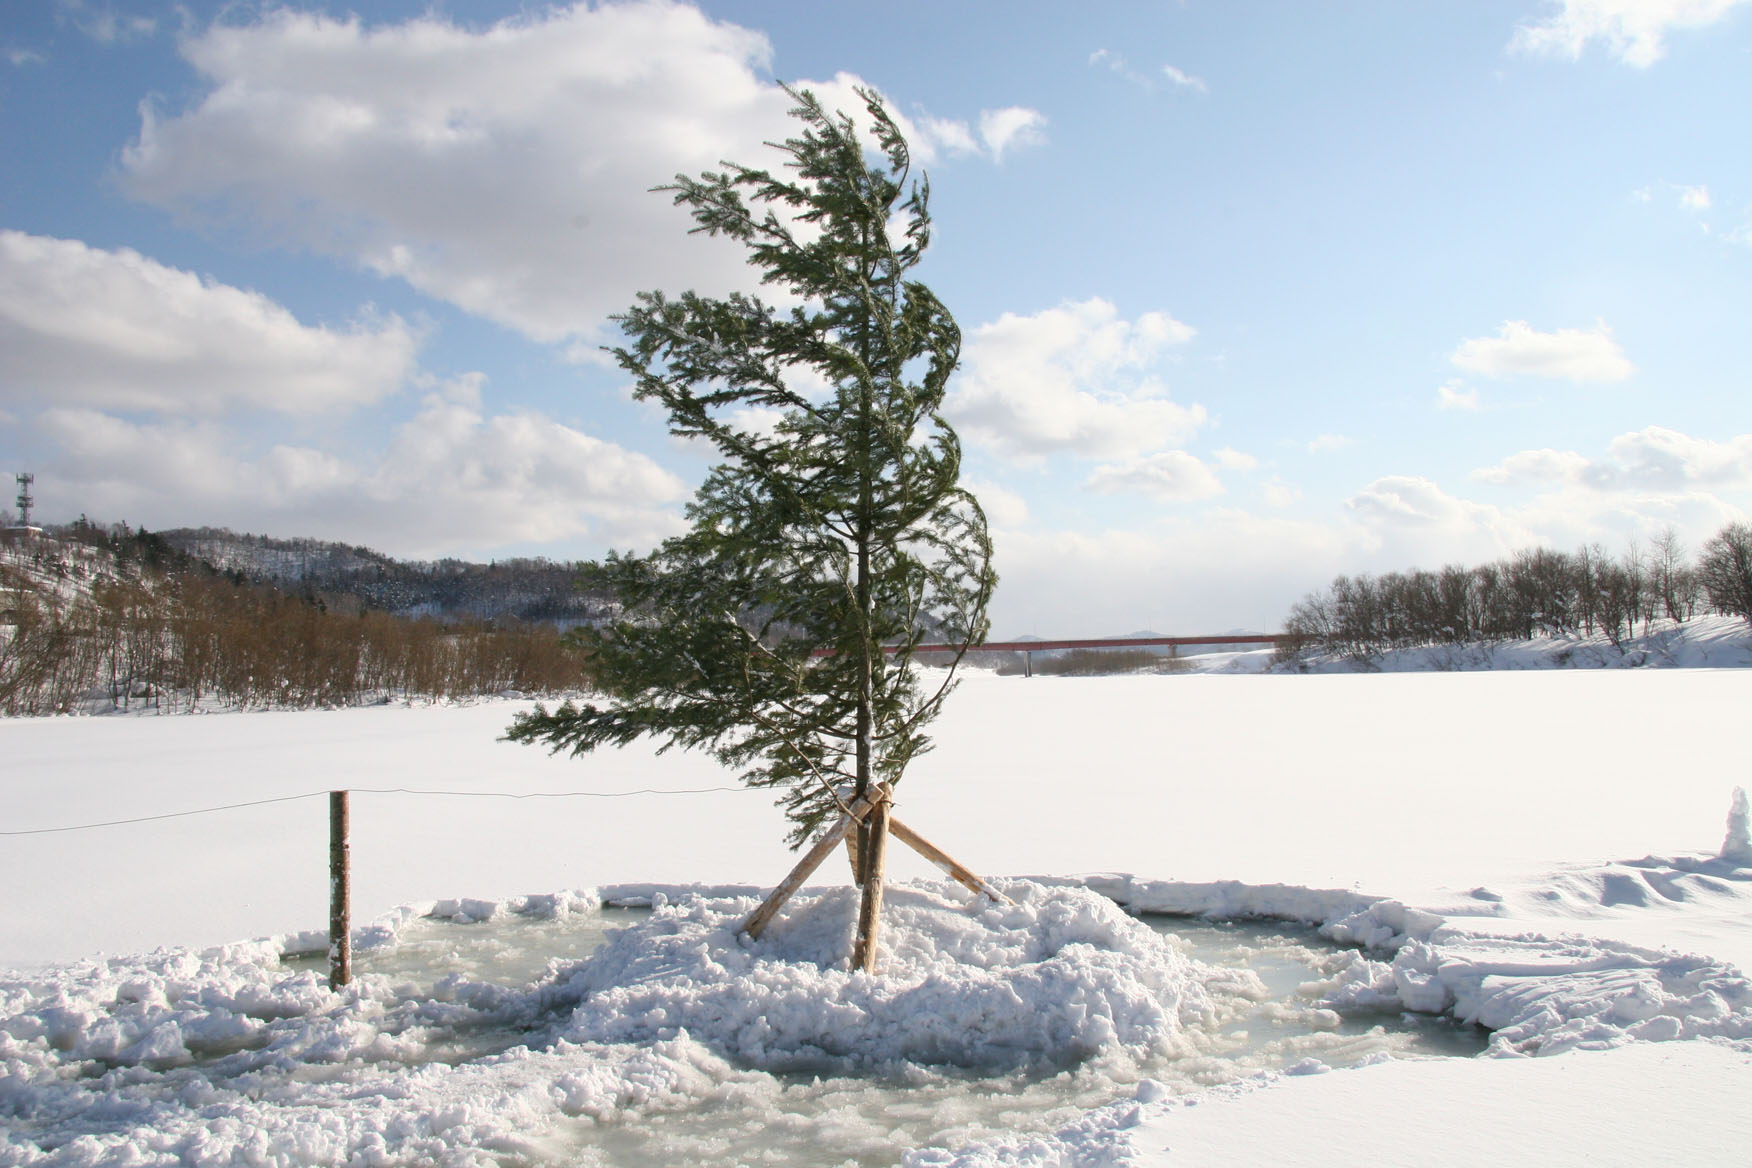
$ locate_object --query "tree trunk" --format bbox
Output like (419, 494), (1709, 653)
(851, 789), (890, 972)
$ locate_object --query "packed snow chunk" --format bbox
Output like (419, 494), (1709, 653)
(1722, 787), (1752, 864)
(1308, 929), (1752, 1056)
(550, 882), (1250, 1073)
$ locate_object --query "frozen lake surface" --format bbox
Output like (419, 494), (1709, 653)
(3, 664), (1750, 1166)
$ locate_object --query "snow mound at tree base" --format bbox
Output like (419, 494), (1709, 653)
(547, 882), (1260, 1072)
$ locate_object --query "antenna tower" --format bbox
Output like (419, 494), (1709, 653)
(14, 472), (33, 528)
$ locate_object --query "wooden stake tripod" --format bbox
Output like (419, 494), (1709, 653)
(738, 786), (1012, 971)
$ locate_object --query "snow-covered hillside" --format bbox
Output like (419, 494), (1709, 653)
(3, 670), (1750, 1165)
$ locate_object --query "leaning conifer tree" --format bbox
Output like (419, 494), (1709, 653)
(507, 87), (996, 969)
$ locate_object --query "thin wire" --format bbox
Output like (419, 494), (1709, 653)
(0, 792), (323, 836)
(350, 786), (747, 800)
(0, 784), (753, 837)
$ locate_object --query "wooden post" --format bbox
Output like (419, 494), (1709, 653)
(851, 788), (891, 972)
(741, 794), (874, 940)
(889, 815), (1013, 905)
(329, 790), (351, 989)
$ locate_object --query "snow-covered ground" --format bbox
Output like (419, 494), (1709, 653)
(4, 647), (1752, 1164)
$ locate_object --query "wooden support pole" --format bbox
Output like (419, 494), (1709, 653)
(851, 790), (891, 973)
(844, 828), (864, 885)
(741, 794), (874, 940)
(328, 789), (351, 990)
(888, 815), (1014, 905)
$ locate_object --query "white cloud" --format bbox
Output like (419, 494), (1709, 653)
(987, 512), (1355, 637)
(982, 426), (1752, 635)
(1677, 183), (1713, 211)
(1348, 475), (1500, 530)
(1214, 447), (1259, 472)
(1436, 379), (1481, 411)
(978, 107), (1047, 162)
(1479, 427), (1752, 491)
(1306, 433), (1355, 453)
(120, 3), (1035, 348)
(1466, 427), (1752, 550)
(1473, 447), (1596, 485)
(1089, 48), (1148, 88)
(1345, 476), (1534, 564)
(1451, 319), (1634, 382)
(1162, 64), (1208, 93)
(1635, 180), (1716, 220)
(0, 231), (418, 416)
(1261, 477), (1301, 508)
(57, 0), (156, 44)
(947, 298), (1204, 463)
(1510, 0), (1750, 67)
(32, 378), (688, 556)
(963, 479), (1029, 528)
(915, 114), (981, 157)
(1085, 451), (1224, 501)
(1090, 51), (1208, 95)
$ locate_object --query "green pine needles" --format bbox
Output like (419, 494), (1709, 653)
(507, 87), (996, 850)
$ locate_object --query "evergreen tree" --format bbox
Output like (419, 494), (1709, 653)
(507, 87), (996, 961)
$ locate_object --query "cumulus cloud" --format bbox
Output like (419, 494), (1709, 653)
(1459, 426), (1752, 554)
(1510, 0), (1749, 67)
(1214, 448), (1259, 472)
(118, 3), (1039, 347)
(1477, 427), (1752, 492)
(1474, 447), (1596, 485)
(32, 378), (688, 556)
(1085, 451), (1224, 501)
(1349, 475), (1499, 530)
(1450, 319), (1634, 382)
(0, 231), (418, 416)
(947, 298), (1203, 463)
(1436, 379), (1481, 411)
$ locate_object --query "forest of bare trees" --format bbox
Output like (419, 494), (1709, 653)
(0, 522), (590, 716)
(1280, 523), (1752, 661)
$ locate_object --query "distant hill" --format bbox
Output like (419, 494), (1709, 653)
(1, 523), (591, 715)
(157, 527), (609, 626)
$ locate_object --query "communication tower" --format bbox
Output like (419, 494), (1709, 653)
(14, 472), (33, 528)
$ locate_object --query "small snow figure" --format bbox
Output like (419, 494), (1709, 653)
(1720, 787), (1752, 865)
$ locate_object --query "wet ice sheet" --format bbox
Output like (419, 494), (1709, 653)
(277, 895), (1483, 1168)
(2, 885), (1483, 1168)
(543, 911), (1485, 1168)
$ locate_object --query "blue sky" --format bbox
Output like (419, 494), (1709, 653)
(3, 0), (1749, 636)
